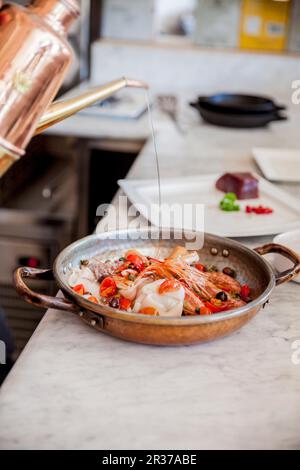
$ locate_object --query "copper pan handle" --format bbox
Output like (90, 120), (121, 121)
(254, 243), (300, 286)
(14, 267), (80, 313)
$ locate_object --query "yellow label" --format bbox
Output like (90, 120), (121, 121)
(240, 0), (290, 51)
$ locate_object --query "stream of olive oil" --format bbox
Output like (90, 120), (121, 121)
(145, 91), (162, 256)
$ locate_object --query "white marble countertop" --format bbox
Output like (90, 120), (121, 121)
(1, 94), (300, 450)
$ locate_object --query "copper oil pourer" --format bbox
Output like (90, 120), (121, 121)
(0, 0), (148, 177)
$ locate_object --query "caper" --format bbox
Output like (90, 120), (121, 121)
(206, 264), (218, 272)
(222, 266), (236, 278)
(216, 291), (228, 302)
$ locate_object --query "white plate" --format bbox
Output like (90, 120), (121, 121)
(253, 147), (300, 182)
(118, 173), (300, 237)
(273, 230), (300, 284)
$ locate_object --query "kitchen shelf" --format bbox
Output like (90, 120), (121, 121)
(97, 37), (300, 59)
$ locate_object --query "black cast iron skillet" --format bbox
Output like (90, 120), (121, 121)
(196, 94), (286, 114)
(190, 101), (287, 128)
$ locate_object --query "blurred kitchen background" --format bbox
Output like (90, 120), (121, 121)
(1, 0), (300, 380)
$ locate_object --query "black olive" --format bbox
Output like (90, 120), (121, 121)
(222, 266), (236, 278)
(216, 291), (228, 302)
(109, 297), (120, 309)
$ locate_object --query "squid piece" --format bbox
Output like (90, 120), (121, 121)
(133, 279), (185, 318)
(119, 277), (152, 301)
(68, 266), (100, 299)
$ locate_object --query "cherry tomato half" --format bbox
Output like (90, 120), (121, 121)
(158, 279), (181, 295)
(119, 296), (131, 311)
(139, 307), (159, 316)
(126, 251), (145, 271)
(100, 277), (117, 298)
(205, 299), (227, 313)
(0, 13), (11, 27)
(195, 263), (205, 272)
(240, 284), (250, 299)
(200, 306), (212, 315)
(73, 284), (85, 296)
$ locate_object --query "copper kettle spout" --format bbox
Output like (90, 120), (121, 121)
(36, 77), (149, 135)
(0, 77), (148, 176)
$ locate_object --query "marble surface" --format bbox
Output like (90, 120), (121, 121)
(0, 292), (299, 450)
(1, 73), (300, 449)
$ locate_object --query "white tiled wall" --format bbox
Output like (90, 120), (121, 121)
(101, 0), (154, 41)
(194, 0), (241, 48)
(91, 40), (300, 98)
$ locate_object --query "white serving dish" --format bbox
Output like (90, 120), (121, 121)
(252, 147), (300, 182)
(118, 173), (300, 238)
(273, 230), (300, 284)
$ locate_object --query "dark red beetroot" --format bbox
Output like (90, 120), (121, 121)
(216, 172), (259, 200)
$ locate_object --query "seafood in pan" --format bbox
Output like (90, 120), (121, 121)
(68, 246), (252, 317)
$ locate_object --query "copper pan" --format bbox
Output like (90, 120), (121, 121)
(14, 229), (300, 346)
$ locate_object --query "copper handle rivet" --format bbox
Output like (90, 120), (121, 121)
(211, 247), (218, 255)
(79, 311), (84, 317)
(91, 319), (97, 326)
(222, 249), (229, 257)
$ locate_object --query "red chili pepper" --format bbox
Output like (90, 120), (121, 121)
(200, 306), (212, 315)
(205, 299), (227, 313)
(195, 263), (205, 272)
(126, 251), (145, 271)
(73, 284), (85, 296)
(245, 205), (273, 215)
(100, 277), (117, 298)
(240, 284), (250, 299)
(119, 296), (131, 311)
(158, 279), (181, 295)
